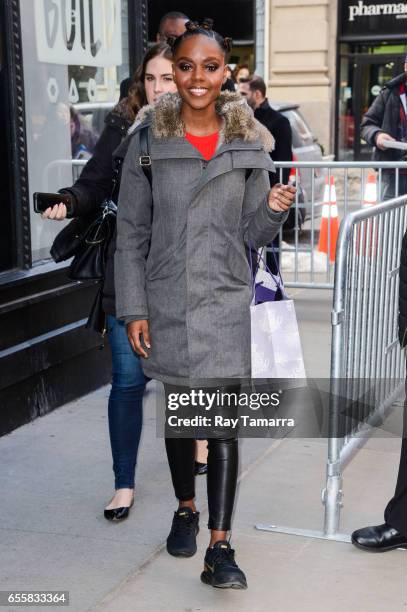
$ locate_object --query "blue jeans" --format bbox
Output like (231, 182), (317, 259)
(107, 315), (147, 489)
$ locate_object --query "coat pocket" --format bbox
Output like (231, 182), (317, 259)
(146, 242), (179, 282)
(226, 237), (252, 286)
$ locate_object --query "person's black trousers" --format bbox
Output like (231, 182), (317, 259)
(381, 172), (407, 201)
(384, 375), (407, 536)
(164, 384), (239, 531)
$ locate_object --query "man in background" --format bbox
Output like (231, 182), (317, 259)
(156, 11), (189, 42)
(245, 76), (293, 186)
(243, 76), (293, 271)
(360, 55), (407, 199)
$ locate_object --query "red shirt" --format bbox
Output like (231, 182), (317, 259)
(185, 131), (219, 161)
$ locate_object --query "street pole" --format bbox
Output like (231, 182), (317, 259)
(255, 0), (265, 78)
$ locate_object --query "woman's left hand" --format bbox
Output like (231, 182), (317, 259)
(268, 184), (296, 212)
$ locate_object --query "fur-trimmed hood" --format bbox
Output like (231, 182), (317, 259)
(128, 91), (274, 152)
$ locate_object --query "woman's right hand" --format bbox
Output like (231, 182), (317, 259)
(127, 319), (151, 358)
(41, 203), (68, 220)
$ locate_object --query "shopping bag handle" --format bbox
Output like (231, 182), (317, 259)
(248, 241), (286, 303)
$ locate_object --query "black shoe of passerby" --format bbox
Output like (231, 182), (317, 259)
(201, 540), (247, 589)
(166, 507), (200, 557)
(104, 498), (134, 522)
(351, 523), (407, 552)
(194, 461), (208, 475)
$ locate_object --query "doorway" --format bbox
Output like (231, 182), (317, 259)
(338, 51), (405, 160)
(354, 54), (404, 159)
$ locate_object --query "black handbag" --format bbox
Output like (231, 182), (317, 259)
(50, 156), (122, 278)
(67, 151), (122, 281)
(67, 198), (117, 281)
(50, 212), (95, 263)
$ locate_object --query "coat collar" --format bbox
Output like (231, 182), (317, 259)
(130, 91), (274, 153)
(384, 71), (407, 91)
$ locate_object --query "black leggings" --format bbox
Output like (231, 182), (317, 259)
(164, 384), (239, 531)
(165, 436), (238, 531)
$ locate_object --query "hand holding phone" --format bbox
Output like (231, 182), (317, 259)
(33, 192), (72, 215)
(41, 203), (68, 220)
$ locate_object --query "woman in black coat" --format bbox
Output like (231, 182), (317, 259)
(42, 43), (177, 520)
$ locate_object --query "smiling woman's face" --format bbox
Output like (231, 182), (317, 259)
(173, 35), (227, 111)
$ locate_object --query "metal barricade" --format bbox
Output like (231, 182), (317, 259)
(42, 159), (87, 189)
(257, 193), (407, 542)
(273, 161), (407, 289)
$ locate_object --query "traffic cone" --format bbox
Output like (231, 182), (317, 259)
(288, 154), (298, 186)
(363, 172), (377, 207)
(318, 175), (339, 263)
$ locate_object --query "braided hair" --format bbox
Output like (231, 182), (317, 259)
(167, 18), (232, 58)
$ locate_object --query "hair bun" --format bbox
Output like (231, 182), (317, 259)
(201, 18), (214, 30)
(185, 20), (200, 32)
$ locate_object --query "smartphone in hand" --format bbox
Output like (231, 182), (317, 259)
(33, 192), (72, 214)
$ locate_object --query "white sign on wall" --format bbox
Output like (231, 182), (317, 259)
(34, 0), (122, 67)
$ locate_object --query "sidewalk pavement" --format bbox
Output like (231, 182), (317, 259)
(1, 289), (406, 612)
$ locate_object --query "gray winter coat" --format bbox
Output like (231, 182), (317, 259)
(115, 91), (288, 384)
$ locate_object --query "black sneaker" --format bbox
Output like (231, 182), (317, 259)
(201, 540), (247, 589)
(166, 507), (200, 557)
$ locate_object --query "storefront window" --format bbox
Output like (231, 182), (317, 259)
(20, 0), (129, 263)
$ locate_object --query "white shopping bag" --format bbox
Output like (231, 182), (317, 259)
(250, 298), (306, 379)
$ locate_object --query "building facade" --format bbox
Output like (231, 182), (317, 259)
(266, 0), (337, 155)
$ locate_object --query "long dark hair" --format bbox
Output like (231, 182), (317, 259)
(127, 43), (173, 114)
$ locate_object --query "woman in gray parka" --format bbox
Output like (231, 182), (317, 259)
(115, 19), (295, 590)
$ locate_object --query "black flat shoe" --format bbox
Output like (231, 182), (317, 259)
(351, 523), (407, 552)
(104, 498), (134, 522)
(194, 461), (208, 476)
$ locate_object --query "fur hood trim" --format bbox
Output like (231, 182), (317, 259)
(128, 91), (274, 152)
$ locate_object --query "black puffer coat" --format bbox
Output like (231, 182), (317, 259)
(60, 99), (133, 315)
(361, 72), (407, 163)
(399, 230), (407, 347)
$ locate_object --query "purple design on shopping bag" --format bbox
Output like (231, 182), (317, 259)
(254, 282), (284, 304)
(248, 243), (285, 305)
